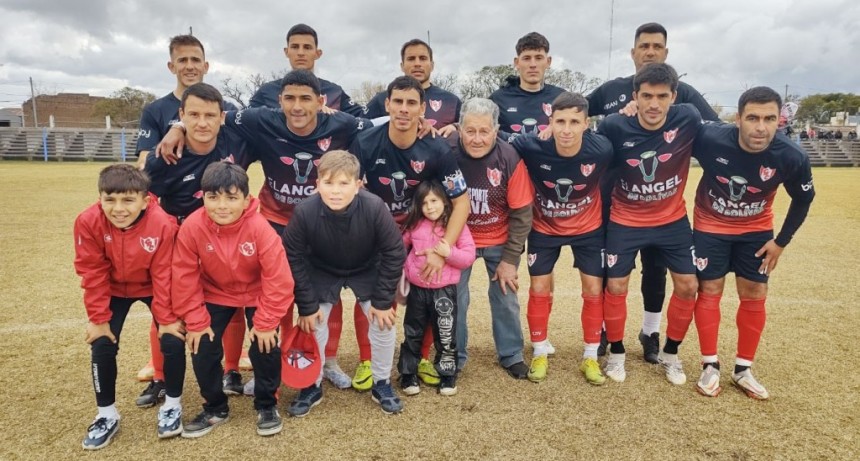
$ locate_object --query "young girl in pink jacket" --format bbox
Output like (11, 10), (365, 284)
(396, 181), (476, 396)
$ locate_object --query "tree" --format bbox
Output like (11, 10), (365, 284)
(220, 70), (286, 109)
(352, 80), (386, 106)
(543, 68), (602, 95)
(91, 87), (156, 128)
(796, 93), (860, 124)
(433, 73), (460, 96)
(459, 64), (515, 99)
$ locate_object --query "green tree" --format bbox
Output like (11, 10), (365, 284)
(795, 93), (860, 124)
(92, 87), (156, 128)
(459, 64), (515, 99)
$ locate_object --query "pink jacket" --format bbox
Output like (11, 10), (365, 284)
(402, 219), (476, 289)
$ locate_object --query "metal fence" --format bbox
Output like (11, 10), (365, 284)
(0, 127), (138, 162)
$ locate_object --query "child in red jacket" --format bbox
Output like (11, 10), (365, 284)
(74, 164), (179, 450)
(171, 162), (293, 438)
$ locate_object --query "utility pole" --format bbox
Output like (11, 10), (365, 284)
(784, 84), (789, 102)
(29, 76), (38, 128)
(607, 0), (615, 80)
(189, 26), (193, 35)
(427, 30), (430, 44)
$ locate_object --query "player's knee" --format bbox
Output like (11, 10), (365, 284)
(91, 336), (118, 359)
(159, 334), (185, 356)
(673, 277), (698, 299)
(605, 279), (628, 296)
(698, 278), (725, 296)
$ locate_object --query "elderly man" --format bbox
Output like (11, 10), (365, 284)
(445, 98), (532, 379)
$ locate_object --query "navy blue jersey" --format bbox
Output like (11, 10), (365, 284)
(693, 123), (814, 245)
(224, 108), (371, 224)
(365, 85), (462, 128)
(136, 92), (237, 155)
(490, 76), (565, 141)
(352, 123), (467, 222)
(145, 130), (246, 219)
(249, 77), (366, 117)
(513, 131), (613, 236)
(587, 76), (720, 121)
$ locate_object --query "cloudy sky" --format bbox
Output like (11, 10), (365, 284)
(1, 0), (857, 114)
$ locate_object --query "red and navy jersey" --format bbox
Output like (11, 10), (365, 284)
(352, 123), (467, 222)
(693, 123), (815, 238)
(490, 76), (565, 141)
(145, 130), (245, 219)
(448, 133), (532, 247)
(587, 76), (720, 121)
(225, 108), (370, 225)
(136, 92), (237, 154)
(512, 131), (612, 236)
(249, 77), (366, 117)
(365, 85), (462, 129)
(598, 103), (702, 227)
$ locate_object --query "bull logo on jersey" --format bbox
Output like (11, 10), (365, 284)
(527, 253), (537, 267)
(663, 128), (678, 144)
(239, 242), (256, 257)
(542, 178), (583, 203)
(510, 118), (547, 135)
(542, 103), (552, 117)
(716, 176), (761, 201)
(606, 253), (618, 268)
(317, 137), (332, 152)
(581, 163), (595, 177)
(281, 152), (320, 184)
(626, 151), (673, 183)
(379, 171), (420, 201)
(759, 166), (775, 182)
(140, 237), (159, 253)
(411, 160), (425, 174)
(429, 100), (442, 112)
(487, 168), (502, 187)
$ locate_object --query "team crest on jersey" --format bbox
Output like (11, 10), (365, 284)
(695, 256), (708, 271)
(410, 160), (425, 174)
(581, 163), (595, 177)
(239, 242), (256, 257)
(206, 243), (214, 252)
(542, 103), (552, 117)
(222, 154), (235, 164)
(663, 128), (678, 144)
(318, 137), (332, 152)
(606, 254), (618, 268)
(193, 190), (203, 199)
(759, 166), (775, 182)
(527, 253), (537, 267)
(104, 234), (112, 243)
(626, 151), (673, 183)
(487, 168), (502, 187)
(716, 176), (761, 201)
(140, 237), (159, 253)
(429, 100), (442, 112)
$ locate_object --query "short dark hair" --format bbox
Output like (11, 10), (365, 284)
(280, 69), (322, 96)
(387, 75), (425, 103)
(738, 86), (782, 114)
(633, 63), (679, 93)
(400, 39), (433, 61)
(201, 162), (249, 197)
(516, 32), (550, 55)
(98, 163), (150, 195)
(286, 23), (318, 46)
(551, 91), (589, 115)
(169, 35), (205, 57)
(634, 23), (667, 43)
(180, 83), (223, 110)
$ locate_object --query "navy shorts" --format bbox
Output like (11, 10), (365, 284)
(526, 227), (605, 277)
(693, 230), (772, 283)
(605, 216), (695, 278)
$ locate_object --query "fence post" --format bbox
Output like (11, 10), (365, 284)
(121, 128), (127, 162)
(42, 127), (48, 161)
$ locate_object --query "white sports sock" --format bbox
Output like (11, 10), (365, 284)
(735, 357), (753, 368)
(641, 312), (662, 335)
(532, 339), (549, 357)
(162, 396), (182, 410)
(97, 404), (119, 420)
(702, 355), (719, 364)
(583, 343), (599, 360)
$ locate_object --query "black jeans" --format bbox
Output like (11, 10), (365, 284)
(398, 285), (459, 377)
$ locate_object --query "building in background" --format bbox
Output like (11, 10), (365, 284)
(21, 93), (106, 128)
(0, 108), (23, 127)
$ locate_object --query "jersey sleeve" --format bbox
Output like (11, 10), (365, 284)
(507, 160), (534, 209)
(364, 92), (387, 119)
(586, 86), (605, 117)
(339, 90), (367, 117)
(73, 213), (113, 324)
(679, 82), (720, 122)
(170, 225), (209, 332)
(252, 223), (293, 331)
(223, 108), (263, 143)
(135, 105), (161, 154)
(775, 152), (815, 247)
(435, 148), (469, 199)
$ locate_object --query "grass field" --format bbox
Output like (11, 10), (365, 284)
(0, 162), (857, 460)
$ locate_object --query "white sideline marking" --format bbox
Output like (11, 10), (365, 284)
(0, 311), (152, 334)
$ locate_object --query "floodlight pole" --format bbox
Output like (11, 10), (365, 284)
(29, 76), (38, 128)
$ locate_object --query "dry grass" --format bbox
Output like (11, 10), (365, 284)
(0, 162), (857, 461)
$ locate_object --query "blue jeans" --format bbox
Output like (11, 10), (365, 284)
(457, 245), (524, 368)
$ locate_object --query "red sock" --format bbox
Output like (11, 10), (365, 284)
(527, 290), (551, 342)
(736, 298), (766, 362)
(694, 292), (722, 357)
(149, 320), (164, 381)
(420, 325), (434, 360)
(603, 289), (628, 343)
(354, 301), (371, 361)
(581, 293), (604, 344)
(223, 308), (245, 372)
(665, 293), (696, 342)
(325, 300), (343, 359)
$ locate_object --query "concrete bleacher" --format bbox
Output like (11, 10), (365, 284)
(0, 127), (138, 161)
(799, 140), (858, 167)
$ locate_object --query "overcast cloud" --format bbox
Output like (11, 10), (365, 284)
(1, 0), (857, 113)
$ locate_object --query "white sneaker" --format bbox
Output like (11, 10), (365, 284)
(157, 406), (183, 439)
(545, 339), (556, 356)
(323, 361), (352, 389)
(604, 353), (626, 382)
(658, 351), (687, 385)
(696, 364), (722, 397)
(732, 369), (769, 400)
(243, 378), (255, 396)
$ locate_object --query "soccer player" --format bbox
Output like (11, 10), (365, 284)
(512, 92), (613, 384)
(365, 39), (462, 130)
(688, 87), (815, 399)
(250, 23), (365, 116)
(491, 32), (565, 141)
(74, 164), (178, 449)
(171, 162), (292, 437)
(587, 22), (720, 363)
(283, 150), (406, 415)
(598, 63), (701, 385)
(446, 98), (532, 378)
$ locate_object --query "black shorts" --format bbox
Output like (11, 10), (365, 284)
(526, 227), (605, 277)
(693, 230), (772, 283)
(605, 216), (695, 278)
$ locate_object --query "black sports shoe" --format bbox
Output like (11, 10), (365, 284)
(638, 330), (660, 364)
(504, 361), (529, 379)
(439, 375), (458, 396)
(371, 379), (403, 414)
(287, 384), (323, 417)
(399, 374), (420, 396)
(256, 407), (283, 436)
(135, 380), (166, 408)
(181, 410), (229, 438)
(597, 330), (609, 357)
(222, 370), (243, 396)
(82, 416), (119, 450)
